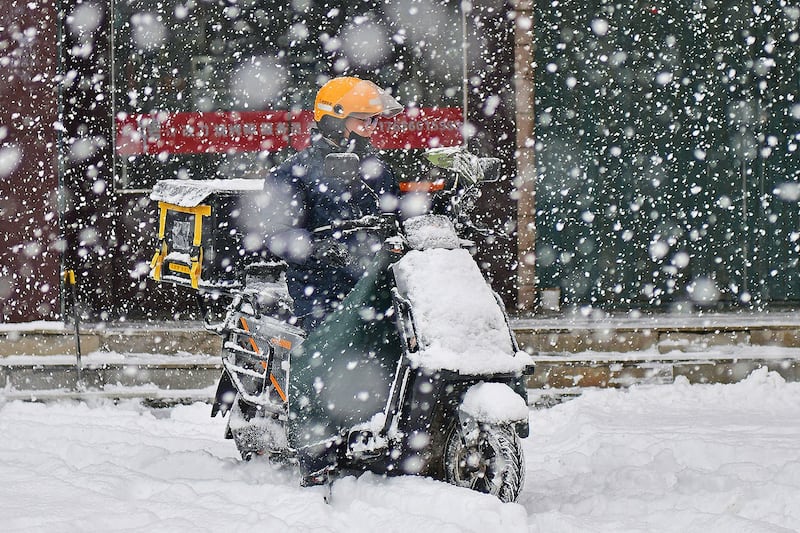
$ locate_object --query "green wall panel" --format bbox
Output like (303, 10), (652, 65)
(534, 0), (800, 309)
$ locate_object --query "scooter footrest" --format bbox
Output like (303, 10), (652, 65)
(346, 430), (387, 459)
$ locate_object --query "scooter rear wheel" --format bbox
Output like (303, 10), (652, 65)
(443, 420), (525, 503)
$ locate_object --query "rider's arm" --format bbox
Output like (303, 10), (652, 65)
(261, 160), (313, 265)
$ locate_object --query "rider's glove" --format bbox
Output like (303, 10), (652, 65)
(310, 239), (350, 268)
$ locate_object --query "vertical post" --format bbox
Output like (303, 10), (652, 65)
(513, 0), (537, 310)
(64, 270), (84, 389)
(110, 0), (118, 192)
(57, 0), (67, 321)
(460, 1), (470, 134)
(740, 160), (750, 297)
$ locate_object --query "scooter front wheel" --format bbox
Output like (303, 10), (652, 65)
(443, 420), (525, 503)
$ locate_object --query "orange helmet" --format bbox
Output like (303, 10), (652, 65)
(314, 77), (403, 122)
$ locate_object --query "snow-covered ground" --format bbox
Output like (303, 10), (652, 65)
(1, 369), (799, 532)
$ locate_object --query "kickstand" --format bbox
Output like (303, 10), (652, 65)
(324, 481), (333, 505)
(301, 466), (336, 504)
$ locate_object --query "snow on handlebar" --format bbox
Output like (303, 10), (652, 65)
(311, 214), (397, 235)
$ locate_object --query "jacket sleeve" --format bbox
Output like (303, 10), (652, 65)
(361, 148), (399, 205)
(261, 157), (312, 265)
(378, 156), (400, 214)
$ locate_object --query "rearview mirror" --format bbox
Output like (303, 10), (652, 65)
(424, 146), (501, 184)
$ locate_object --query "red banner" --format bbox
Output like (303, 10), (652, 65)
(115, 107), (463, 156)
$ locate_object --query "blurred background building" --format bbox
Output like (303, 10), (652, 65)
(0, 0), (798, 323)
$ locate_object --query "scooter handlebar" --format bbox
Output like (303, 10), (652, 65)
(312, 213), (399, 236)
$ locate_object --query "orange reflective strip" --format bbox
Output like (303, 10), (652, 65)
(399, 180), (445, 193)
(270, 373), (287, 402)
(271, 337), (292, 350)
(241, 317), (286, 402)
(239, 317), (261, 354)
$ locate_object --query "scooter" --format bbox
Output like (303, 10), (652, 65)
(209, 148), (534, 502)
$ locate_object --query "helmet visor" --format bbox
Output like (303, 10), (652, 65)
(373, 87), (403, 118)
(344, 80), (403, 119)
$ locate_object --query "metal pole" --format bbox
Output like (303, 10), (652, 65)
(65, 270), (84, 390)
(741, 159), (749, 296)
(461, 1), (469, 136)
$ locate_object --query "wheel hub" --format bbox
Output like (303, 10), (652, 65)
(444, 421), (525, 502)
(452, 434), (500, 493)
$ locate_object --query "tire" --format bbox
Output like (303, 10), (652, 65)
(442, 420), (525, 503)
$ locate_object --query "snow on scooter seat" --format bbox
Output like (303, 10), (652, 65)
(392, 247), (530, 374)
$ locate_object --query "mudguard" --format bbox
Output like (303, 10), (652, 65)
(211, 369), (236, 418)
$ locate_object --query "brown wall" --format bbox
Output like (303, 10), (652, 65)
(468, 0), (519, 309)
(0, 0), (60, 322)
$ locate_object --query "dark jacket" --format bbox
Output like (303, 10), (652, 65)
(262, 133), (397, 326)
